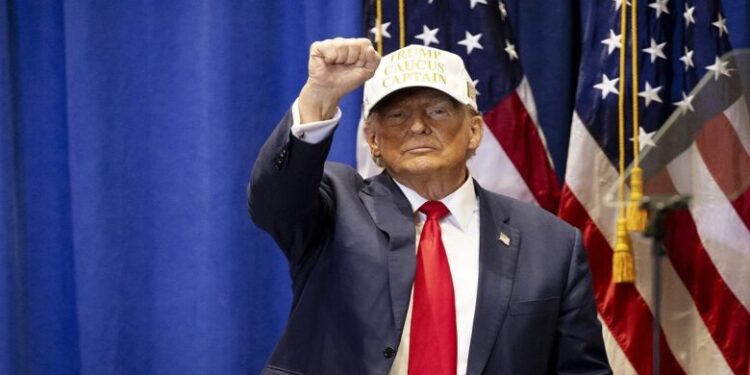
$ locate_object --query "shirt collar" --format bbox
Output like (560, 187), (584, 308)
(393, 175), (478, 231)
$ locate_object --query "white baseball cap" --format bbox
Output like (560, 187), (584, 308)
(363, 44), (478, 118)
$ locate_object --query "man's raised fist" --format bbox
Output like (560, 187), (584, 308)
(299, 38), (380, 123)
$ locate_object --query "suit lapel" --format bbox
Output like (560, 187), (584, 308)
(359, 175), (522, 370)
(359, 172), (416, 334)
(466, 183), (521, 375)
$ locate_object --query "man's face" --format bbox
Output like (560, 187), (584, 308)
(364, 88), (483, 182)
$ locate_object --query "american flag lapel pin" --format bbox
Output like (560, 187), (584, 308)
(498, 232), (511, 247)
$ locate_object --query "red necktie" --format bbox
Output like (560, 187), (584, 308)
(409, 201), (457, 375)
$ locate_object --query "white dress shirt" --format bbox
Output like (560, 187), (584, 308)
(290, 101), (481, 375)
(289, 98), (341, 143)
(388, 178), (480, 375)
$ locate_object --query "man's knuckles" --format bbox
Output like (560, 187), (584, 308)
(310, 38), (376, 67)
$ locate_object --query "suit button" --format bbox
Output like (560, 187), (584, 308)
(383, 347), (396, 358)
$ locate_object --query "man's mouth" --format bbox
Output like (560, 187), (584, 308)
(404, 146), (436, 154)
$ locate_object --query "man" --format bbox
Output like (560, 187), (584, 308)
(249, 37), (610, 375)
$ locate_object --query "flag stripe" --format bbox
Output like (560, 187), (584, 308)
(515, 78), (555, 167)
(662, 135), (750, 374)
(599, 317), (638, 375)
(694, 97), (750, 235)
(563, 183), (733, 374)
(667, 144), (750, 310)
(731, 188), (750, 232)
(695, 113), (750, 202)
(483, 89), (560, 212)
(725, 96), (750, 157)
(630, 232), (735, 375)
(559, 186), (685, 375)
(467, 124), (536, 204)
(665, 210), (750, 375)
(563, 116), (735, 374)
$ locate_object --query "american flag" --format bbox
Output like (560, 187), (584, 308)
(359, 0), (749, 374)
(559, 0), (750, 374)
(357, 0), (560, 213)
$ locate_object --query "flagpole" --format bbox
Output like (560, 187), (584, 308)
(640, 195), (690, 375)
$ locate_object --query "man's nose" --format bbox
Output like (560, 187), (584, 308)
(408, 114), (430, 134)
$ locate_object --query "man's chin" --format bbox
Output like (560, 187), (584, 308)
(394, 159), (442, 176)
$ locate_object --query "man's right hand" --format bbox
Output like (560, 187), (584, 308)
(298, 38), (380, 123)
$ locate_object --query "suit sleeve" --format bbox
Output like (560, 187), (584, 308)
(247, 110), (336, 267)
(553, 229), (612, 375)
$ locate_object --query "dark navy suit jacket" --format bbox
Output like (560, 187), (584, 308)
(248, 112), (611, 375)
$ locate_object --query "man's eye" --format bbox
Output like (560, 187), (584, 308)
(426, 107), (450, 118)
(386, 111), (406, 121)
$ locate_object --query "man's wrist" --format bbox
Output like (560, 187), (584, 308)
(298, 83), (341, 123)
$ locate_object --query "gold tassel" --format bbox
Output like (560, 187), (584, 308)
(626, 167), (648, 232)
(613, 217), (635, 283)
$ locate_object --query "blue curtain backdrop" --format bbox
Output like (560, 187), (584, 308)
(1, 1), (747, 374)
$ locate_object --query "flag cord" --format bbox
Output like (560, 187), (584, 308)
(627, 0), (648, 232)
(376, 0), (383, 55)
(630, 1), (640, 159)
(614, 0), (635, 284)
(398, 0), (405, 48)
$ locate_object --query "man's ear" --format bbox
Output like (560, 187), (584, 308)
(467, 114), (483, 151)
(364, 123), (381, 157)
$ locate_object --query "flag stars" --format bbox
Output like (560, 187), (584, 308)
(638, 82), (663, 107)
(683, 5), (696, 27)
(674, 92), (695, 114)
(614, 0), (631, 10)
(415, 25), (440, 46)
(469, 0), (487, 9)
(498, 1), (508, 20)
(642, 38), (667, 63)
(601, 30), (622, 55)
(713, 13), (729, 37)
(458, 31), (484, 54)
(680, 47), (694, 71)
(472, 80), (481, 96)
(504, 39), (518, 60)
(649, 0), (670, 19)
(706, 56), (732, 80)
(632, 127), (657, 150)
(594, 74), (619, 99)
(370, 22), (392, 39)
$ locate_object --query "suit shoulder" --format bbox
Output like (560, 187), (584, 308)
(321, 162), (369, 190)
(323, 161), (358, 176)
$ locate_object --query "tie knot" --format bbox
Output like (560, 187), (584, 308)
(419, 201), (450, 221)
